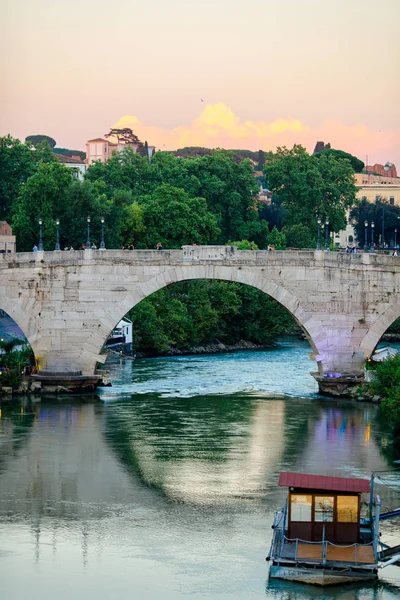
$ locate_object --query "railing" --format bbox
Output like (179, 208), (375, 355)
(281, 535), (376, 566)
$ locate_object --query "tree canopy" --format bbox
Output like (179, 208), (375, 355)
(25, 134), (56, 148)
(264, 145), (357, 235)
(314, 148), (364, 173)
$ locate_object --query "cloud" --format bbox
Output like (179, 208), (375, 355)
(113, 103), (400, 165)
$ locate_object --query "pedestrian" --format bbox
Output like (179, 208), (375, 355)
(91, 243), (97, 249)
(33, 244), (38, 252)
(156, 242), (163, 251)
(81, 243), (86, 250)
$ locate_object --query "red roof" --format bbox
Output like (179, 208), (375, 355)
(278, 472), (370, 493)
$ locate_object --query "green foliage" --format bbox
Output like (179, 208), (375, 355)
(137, 184), (220, 248)
(314, 148), (364, 173)
(229, 240), (259, 250)
(0, 135), (36, 218)
(0, 339), (34, 390)
(127, 280), (297, 355)
(264, 145), (356, 233)
(12, 161), (73, 251)
(283, 224), (315, 249)
(371, 355), (400, 431)
(350, 198), (400, 248)
(25, 134), (56, 148)
(53, 148), (86, 161)
(267, 226), (286, 249)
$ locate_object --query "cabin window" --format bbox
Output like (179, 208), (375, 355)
(337, 496), (358, 523)
(290, 494), (312, 521)
(314, 496), (334, 522)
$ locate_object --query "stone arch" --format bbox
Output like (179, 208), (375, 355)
(0, 293), (48, 362)
(360, 303), (400, 359)
(96, 264), (321, 370)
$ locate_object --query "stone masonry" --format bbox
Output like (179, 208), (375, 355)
(1, 246), (400, 390)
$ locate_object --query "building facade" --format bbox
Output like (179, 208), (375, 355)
(0, 222), (16, 254)
(85, 138), (155, 166)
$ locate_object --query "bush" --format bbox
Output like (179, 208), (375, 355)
(0, 369), (22, 390)
(371, 354), (400, 425)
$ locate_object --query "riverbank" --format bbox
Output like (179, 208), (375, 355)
(133, 339), (276, 359)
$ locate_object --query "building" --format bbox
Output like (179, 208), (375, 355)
(85, 137), (155, 166)
(0, 222), (16, 254)
(55, 154), (87, 180)
(333, 169), (400, 248)
(355, 173), (400, 207)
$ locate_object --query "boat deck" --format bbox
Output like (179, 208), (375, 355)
(278, 540), (375, 565)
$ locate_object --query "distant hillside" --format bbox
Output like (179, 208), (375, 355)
(53, 148), (86, 161)
(173, 146), (270, 167)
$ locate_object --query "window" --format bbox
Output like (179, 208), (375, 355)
(390, 196), (395, 206)
(337, 496), (358, 522)
(290, 494), (312, 521)
(314, 496), (334, 522)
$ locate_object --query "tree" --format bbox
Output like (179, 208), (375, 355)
(0, 135), (36, 218)
(264, 145), (357, 234)
(25, 135), (56, 148)
(137, 184), (220, 248)
(86, 147), (153, 196)
(315, 148), (364, 173)
(283, 224), (316, 249)
(104, 128), (144, 152)
(350, 197), (400, 248)
(185, 150), (263, 244)
(267, 226), (286, 249)
(12, 161), (73, 251)
(229, 240), (259, 250)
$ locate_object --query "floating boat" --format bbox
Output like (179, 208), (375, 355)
(267, 472), (400, 586)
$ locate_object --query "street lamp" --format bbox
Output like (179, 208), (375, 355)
(317, 217), (321, 250)
(38, 218), (43, 251)
(364, 220), (368, 252)
(370, 222), (375, 253)
(100, 217), (105, 249)
(395, 228), (398, 249)
(55, 219), (60, 251)
(86, 217), (91, 249)
(325, 218), (329, 250)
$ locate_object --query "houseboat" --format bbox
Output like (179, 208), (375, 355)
(267, 472), (400, 585)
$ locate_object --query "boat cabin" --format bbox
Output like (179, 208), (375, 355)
(279, 472), (370, 545)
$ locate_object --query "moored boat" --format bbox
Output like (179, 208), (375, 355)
(267, 472), (400, 586)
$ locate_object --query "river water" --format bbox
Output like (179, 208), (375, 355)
(0, 340), (400, 599)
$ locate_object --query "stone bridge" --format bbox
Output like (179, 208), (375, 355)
(1, 245), (400, 394)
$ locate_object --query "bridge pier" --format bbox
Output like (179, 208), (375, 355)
(2, 248), (400, 398)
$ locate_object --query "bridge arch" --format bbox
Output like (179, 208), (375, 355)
(98, 264), (320, 370)
(361, 304), (400, 359)
(0, 294), (50, 362)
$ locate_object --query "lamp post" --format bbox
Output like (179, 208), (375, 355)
(55, 219), (60, 251)
(38, 218), (43, 251)
(100, 217), (105, 249)
(370, 222), (375, 253)
(325, 218), (329, 250)
(395, 228), (398, 250)
(317, 217), (321, 250)
(86, 217), (91, 249)
(364, 220), (368, 252)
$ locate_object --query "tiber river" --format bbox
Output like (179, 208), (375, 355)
(0, 339), (400, 599)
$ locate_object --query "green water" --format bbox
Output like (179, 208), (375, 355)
(0, 341), (399, 599)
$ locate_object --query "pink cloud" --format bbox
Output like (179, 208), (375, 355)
(113, 103), (400, 166)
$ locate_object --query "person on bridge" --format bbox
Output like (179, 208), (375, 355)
(157, 242), (163, 251)
(33, 245), (38, 252)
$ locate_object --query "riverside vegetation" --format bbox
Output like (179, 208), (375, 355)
(1, 134), (400, 453)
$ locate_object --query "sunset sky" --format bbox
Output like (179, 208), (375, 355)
(1, 0), (399, 165)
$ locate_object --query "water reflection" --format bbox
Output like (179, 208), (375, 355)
(0, 348), (399, 599)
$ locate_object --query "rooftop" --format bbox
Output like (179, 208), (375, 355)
(278, 472), (370, 493)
